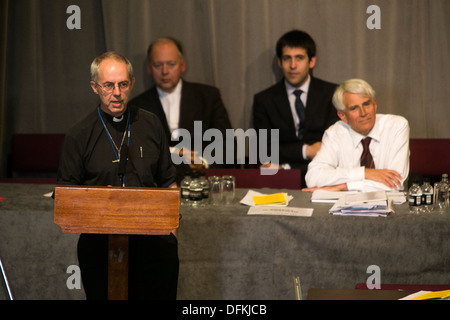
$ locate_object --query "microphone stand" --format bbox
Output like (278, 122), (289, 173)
(118, 144), (128, 187)
(0, 255), (13, 300)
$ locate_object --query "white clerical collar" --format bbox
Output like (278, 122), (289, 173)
(113, 114), (124, 122)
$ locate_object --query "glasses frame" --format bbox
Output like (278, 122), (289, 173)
(94, 81), (131, 94)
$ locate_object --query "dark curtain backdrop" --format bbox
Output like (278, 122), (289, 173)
(2, 0), (449, 176)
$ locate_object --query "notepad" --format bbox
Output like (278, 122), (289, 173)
(253, 193), (287, 205)
(240, 190), (293, 207)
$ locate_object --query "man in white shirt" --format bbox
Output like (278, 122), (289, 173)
(304, 78), (410, 192)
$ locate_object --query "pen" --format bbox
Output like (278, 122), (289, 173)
(294, 276), (302, 300)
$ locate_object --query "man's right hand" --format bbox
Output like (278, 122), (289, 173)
(365, 168), (402, 189)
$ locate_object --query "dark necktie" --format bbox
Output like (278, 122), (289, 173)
(293, 89), (305, 140)
(360, 137), (375, 168)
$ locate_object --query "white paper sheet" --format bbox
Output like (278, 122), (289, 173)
(311, 190), (406, 205)
(344, 191), (387, 205)
(399, 291), (431, 300)
(310, 190), (359, 203)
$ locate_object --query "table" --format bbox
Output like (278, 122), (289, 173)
(177, 188), (450, 299)
(306, 288), (415, 300)
(0, 183), (449, 300)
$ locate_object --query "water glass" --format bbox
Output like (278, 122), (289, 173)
(434, 182), (449, 212)
(208, 176), (223, 205)
(222, 175), (235, 204)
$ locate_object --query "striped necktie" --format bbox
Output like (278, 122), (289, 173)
(360, 137), (375, 168)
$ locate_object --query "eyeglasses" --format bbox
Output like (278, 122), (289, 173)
(94, 81), (131, 93)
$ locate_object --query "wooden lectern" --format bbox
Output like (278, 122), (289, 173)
(54, 185), (180, 300)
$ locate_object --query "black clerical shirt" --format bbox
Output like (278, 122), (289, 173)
(57, 105), (176, 188)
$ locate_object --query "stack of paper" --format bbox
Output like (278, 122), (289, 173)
(329, 191), (393, 217)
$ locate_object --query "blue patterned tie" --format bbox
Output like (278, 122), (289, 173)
(293, 89), (305, 140)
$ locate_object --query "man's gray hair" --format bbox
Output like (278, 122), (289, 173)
(332, 79), (376, 111)
(90, 51), (134, 83)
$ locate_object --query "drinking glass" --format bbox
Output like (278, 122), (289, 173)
(222, 175), (235, 204)
(434, 182), (449, 212)
(208, 176), (223, 205)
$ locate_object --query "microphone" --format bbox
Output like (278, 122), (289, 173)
(118, 144), (128, 186)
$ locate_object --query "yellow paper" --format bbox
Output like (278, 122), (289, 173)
(411, 289), (450, 300)
(253, 193), (286, 205)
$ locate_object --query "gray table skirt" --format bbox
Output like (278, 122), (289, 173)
(0, 183), (448, 300)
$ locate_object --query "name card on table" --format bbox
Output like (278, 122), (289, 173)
(247, 206), (313, 217)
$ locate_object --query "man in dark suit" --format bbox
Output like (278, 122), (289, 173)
(252, 30), (339, 186)
(130, 37), (232, 174)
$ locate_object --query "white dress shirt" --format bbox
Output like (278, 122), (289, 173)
(157, 79), (182, 138)
(285, 75), (310, 137)
(282, 75), (310, 166)
(305, 114), (410, 192)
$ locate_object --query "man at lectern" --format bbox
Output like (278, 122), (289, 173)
(57, 52), (178, 299)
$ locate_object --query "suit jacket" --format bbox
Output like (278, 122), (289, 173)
(252, 76), (339, 171)
(130, 80), (232, 148)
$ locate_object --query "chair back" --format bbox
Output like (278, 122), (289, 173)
(409, 139), (450, 177)
(11, 134), (65, 174)
(0, 134), (65, 184)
